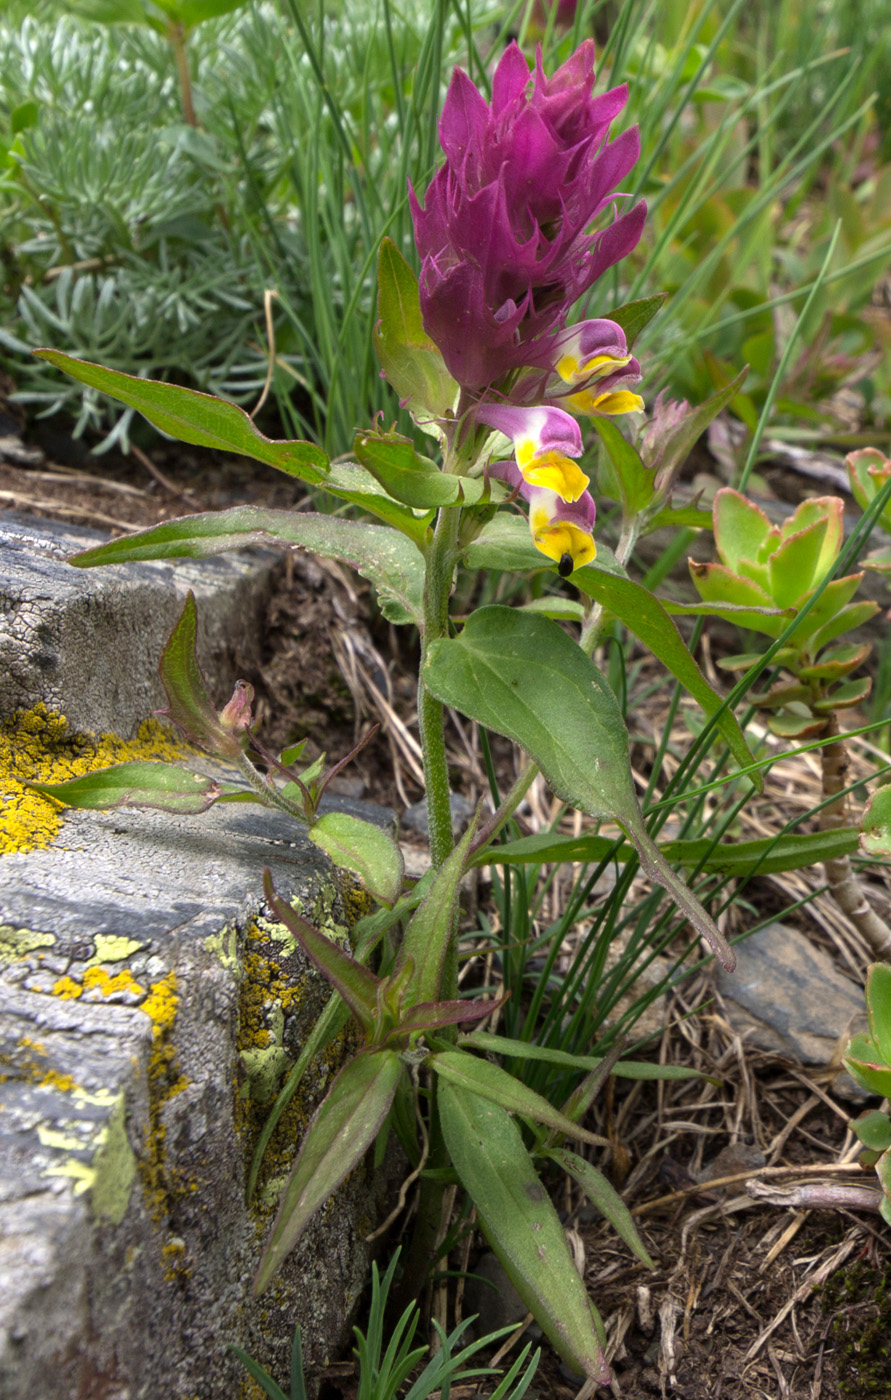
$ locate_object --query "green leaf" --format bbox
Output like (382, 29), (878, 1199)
(462, 514), (623, 578)
(396, 821), (477, 1005)
(437, 1083), (610, 1384)
(430, 1050), (608, 1147)
(713, 490), (773, 574)
(643, 501), (714, 533)
(571, 566), (758, 783)
(263, 871), (380, 1033)
(69, 509), (425, 627)
(548, 1148), (653, 1267)
(789, 574), (864, 647)
(851, 1109), (891, 1154)
(866, 963), (891, 1068)
(373, 238), (457, 422)
(309, 813), (403, 908)
(768, 518), (830, 609)
(844, 1033), (891, 1097)
(642, 370), (748, 505)
(812, 675), (871, 711)
(688, 561), (789, 637)
(34, 350), (328, 483)
(663, 596), (790, 627)
(603, 294), (666, 348)
(593, 417), (654, 516)
(354, 428), (492, 509)
(424, 607), (734, 969)
(28, 762), (253, 814)
(797, 643), (871, 683)
(457, 1032), (701, 1080)
(806, 599), (879, 657)
(155, 591), (242, 758)
(477, 826), (860, 878)
(253, 1050), (403, 1296)
(322, 462), (432, 546)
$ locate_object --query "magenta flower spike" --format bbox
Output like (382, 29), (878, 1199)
(409, 40), (645, 391)
(491, 459), (597, 575)
(477, 401), (589, 502)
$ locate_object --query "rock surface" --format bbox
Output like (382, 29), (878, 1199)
(1, 778), (395, 1400)
(0, 515), (397, 1399)
(0, 513), (278, 737)
(716, 923), (867, 1099)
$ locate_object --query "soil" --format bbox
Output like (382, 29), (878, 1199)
(4, 398), (891, 1400)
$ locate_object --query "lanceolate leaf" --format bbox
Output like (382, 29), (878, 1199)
(253, 1050), (403, 1296)
(572, 566), (759, 785)
(547, 1148), (654, 1267)
(28, 762), (256, 814)
(457, 1032), (701, 1081)
(157, 591), (241, 758)
(308, 812), (404, 908)
(604, 294), (666, 349)
(263, 871), (379, 1032)
(424, 607), (734, 969)
(373, 238), (457, 421)
(354, 429), (492, 509)
(322, 462), (432, 546)
(429, 1050), (608, 1147)
(34, 350), (328, 483)
(68, 509), (425, 627)
(471, 826), (861, 877)
(396, 821), (477, 1005)
(438, 1082), (610, 1384)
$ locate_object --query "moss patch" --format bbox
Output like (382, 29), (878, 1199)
(0, 703), (185, 855)
(820, 1261), (891, 1396)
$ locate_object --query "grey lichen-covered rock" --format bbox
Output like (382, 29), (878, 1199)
(0, 514), (278, 737)
(0, 799), (394, 1400)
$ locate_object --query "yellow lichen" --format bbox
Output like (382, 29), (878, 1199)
(137, 972), (188, 1219)
(51, 966), (145, 1000)
(0, 704), (186, 855)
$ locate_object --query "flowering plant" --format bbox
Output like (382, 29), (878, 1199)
(32, 40), (768, 1384)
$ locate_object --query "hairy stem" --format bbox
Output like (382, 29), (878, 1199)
(419, 505), (460, 870)
(233, 748), (307, 823)
(819, 712), (891, 957)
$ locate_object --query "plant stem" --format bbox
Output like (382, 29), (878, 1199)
(419, 505), (460, 870)
(819, 712), (891, 957)
(168, 23), (198, 128)
(233, 748), (308, 823)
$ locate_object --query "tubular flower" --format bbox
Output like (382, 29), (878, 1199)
(476, 402), (589, 502)
(491, 460), (596, 576)
(409, 40), (646, 391)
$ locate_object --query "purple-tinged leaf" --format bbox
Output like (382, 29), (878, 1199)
(844, 1032), (891, 1097)
(391, 995), (507, 1038)
(263, 870), (379, 1033)
(157, 591), (243, 759)
(34, 350), (328, 481)
(27, 762), (255, 814)
(253, 1050), (403, 1296)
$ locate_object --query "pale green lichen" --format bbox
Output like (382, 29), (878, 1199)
(0, 703), (186, 855)
(91, 1093), (137, 1225)
(88, 935), (145, 965)
(204, 923), (240, 974)
(0, 925), (55, 965)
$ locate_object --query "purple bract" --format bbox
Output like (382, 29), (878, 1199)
(409, 40), (645, 391)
